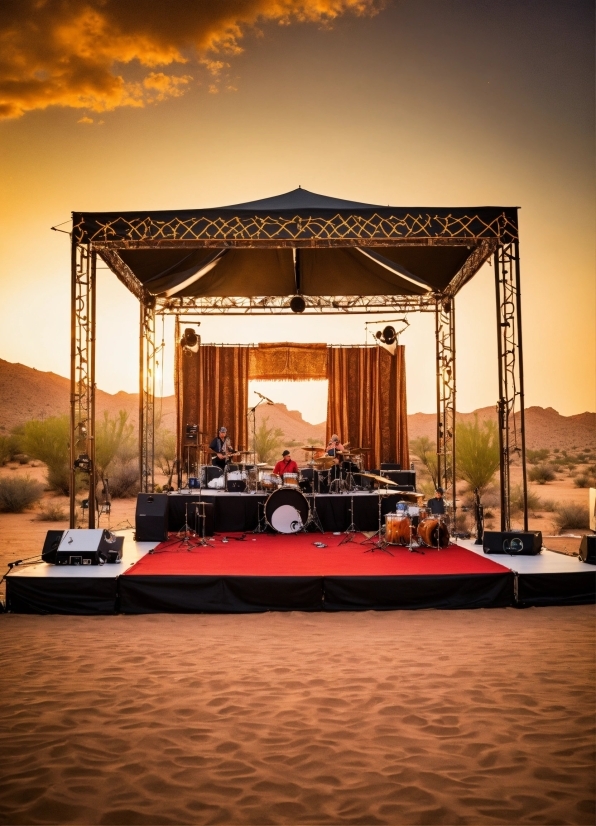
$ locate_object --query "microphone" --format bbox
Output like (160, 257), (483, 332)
(256, 391), (275, 405)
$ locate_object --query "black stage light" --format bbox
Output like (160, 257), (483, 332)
(181, 327), (200, 354)
(290, 295), (306, 313)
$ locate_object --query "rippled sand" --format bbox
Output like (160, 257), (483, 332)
(0, 607), (594, 824)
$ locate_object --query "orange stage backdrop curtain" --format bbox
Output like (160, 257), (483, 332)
(179, 345), (250, 455)
(248, 343), (327, 381)
(326, 346), (409, 471)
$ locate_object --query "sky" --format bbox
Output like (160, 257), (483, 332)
(0, 0), (594, 424)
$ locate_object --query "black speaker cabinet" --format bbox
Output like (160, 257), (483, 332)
(380, 463), (402, 471)
(135, 493), (169, 542)
(579, 535), (596, 564)
(483, 530), (542, 555)
(41, 530), (64, 563)
(381, 470), (416, 488)
(55, 529), (120, 566)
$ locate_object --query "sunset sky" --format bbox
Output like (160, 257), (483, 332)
(0, 0), (593, 424)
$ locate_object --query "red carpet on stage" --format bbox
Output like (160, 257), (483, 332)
(125, 533), (509, 577)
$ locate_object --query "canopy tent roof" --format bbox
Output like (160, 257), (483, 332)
(73, 188), (518, 312)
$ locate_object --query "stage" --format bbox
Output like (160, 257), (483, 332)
(5, 530), (594, 614)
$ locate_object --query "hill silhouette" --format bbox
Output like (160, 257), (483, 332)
(0, 358), (593, 451)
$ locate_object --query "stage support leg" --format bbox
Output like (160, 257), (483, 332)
(435, 297), (456, 524)
(139, 301), (156, 494)
(494, 242), (528, 531)
(69, 241), (97, 528)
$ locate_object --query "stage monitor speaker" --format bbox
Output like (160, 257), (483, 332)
(55, 529), (120, 566)
(135, 493), (169, 542)
(381, 463), (402, 471)
(41, 530), (64, 563)
(483, 530), (542, 555)
(579, 535), (596, 565)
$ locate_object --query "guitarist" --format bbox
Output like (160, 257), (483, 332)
(209, 426), (234, 471)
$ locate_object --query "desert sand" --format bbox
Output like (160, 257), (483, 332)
(0, 608), (594, 825)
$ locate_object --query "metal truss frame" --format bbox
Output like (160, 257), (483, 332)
(435, 298), (456, 516)
(495, 241), (528, 530)
(69, 242), (96, 528)
(139, 301), (156, 493)
(159, 294), (438, 315)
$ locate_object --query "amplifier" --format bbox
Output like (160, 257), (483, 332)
(55, 529), (123, 566)
(135, 493), (169, 542)
(483, 530), (542, 555)
(381, 470), (416, 488)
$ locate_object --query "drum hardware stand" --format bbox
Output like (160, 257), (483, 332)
(303, 488), (324, 534)
(407, 520), (424, 555)
(194, 502), (214, 547)
(361, 492), (393, 555)
(252, 501), (269, 534)
(339, 494), (357, 545)
(176, 502), (198, 550)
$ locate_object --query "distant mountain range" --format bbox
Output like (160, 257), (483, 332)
(1, 358), (594, 452)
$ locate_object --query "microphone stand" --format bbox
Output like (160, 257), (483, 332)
(247, 397), (268, 468)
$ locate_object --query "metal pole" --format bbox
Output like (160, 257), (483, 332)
(139, 301), (144, 492)
(494, 248), (507, 531)
(69, 236), (77, 528)
(435, 302), (442, 488)
(514, 240), (529, 530)
(450, 299), (457, 527)
(87, 249), (97, 528)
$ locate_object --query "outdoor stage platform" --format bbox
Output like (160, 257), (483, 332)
(5, 531), (595, 614)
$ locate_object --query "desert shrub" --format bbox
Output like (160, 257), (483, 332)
(0, 433), (22, 465)
(541, 499), (557, 512)
(155, 427), (177, 488)
(253, 417), (284, 464)
(410, 436), (439, 487)
(19, 415), (71, 494)
(528, 464), (556, 484)
(553, 503), (590, 533)
(95, 410), (136, 483)
(108, 460), (140, 498)
(456, 416), (499, 494)
(574, 474), (596, 488)
(527, 448), (550, 465)
(0, 476), (44, 512)
(509, 483), (542, 514)
(36, 502), (68, 521)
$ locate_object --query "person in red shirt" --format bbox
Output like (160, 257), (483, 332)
(274, 450), (299, 478)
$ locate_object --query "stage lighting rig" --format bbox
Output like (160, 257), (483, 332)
(181, 326), (200, 354)
(365, 318), (409, 355)
(73, 453), (91, 473)
(290, 295), (306, 313)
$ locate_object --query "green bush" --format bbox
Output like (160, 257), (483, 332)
(456, 416), (499, 494)
(36, 502), (68, 521)
(510, 484), (542, 514)
(0, 476), (45, 512)
(253, 417), (284, 464)
(527, 448), (550, 465)
(574, 474), (596, 488)
(541, 499), (557, 512)
(528, 464), (556, 484)
(108, 460), (140, 498)
(19, 415), (71, 494)
(553, 503), (590, 533)
(410, 436), (439, 487)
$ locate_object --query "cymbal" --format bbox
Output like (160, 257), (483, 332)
(396, 491), (425, 501)
(355, 472), (398, 487)
(257, 463), (273, 468)
(315, 456), (336, 469)
(302, 446), (325, 451)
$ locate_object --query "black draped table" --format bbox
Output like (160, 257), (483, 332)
(167, 491), (402, 533)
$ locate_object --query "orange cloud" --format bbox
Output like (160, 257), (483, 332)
(0, 0), (383, 119)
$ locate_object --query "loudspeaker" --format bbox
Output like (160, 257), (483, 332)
(579, 535), (596, 564)
(55, 529), (120, 566)
(381, 470), (416, 488)
(483, 530), (542, 555)
(192, 501), (214, 537)
(135, 493), (169, 542)
(41, 530), (64, 563)
(380, 463), (401, 471)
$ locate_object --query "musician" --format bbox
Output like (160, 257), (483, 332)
(210, 426), (233, 471)
(326, 434), (345, 456)
(273, 450), (298, 477)
(427, 487), (446, 515)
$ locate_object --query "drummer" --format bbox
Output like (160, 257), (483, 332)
(273, 449), (299, 478)
(428, 487), (446, 515)
(326, 434), (345, 456)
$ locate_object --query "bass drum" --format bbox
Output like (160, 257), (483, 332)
(417, 518), (450, 548)
(265, 488), (309, 534)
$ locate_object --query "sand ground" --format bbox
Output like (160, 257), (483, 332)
(0, 464), (594, 825)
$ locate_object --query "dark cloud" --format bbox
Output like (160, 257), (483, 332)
(0, 0), (383, 118)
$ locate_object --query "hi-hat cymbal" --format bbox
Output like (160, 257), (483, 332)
(315, 456), (336, 469)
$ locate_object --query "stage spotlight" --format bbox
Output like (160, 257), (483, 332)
(181, 327), (199, 354)
(290, 295), (306, 313)
(374, 326), (398, 355)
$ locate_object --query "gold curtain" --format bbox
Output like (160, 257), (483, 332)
(248, 342), (328, 381)
(326, 345), (409, 471)
(179, 345), (249, 455)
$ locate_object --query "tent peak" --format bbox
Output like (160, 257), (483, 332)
(221, 187), (383, 212)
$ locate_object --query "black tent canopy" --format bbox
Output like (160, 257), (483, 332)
(73, 187), (518, 309)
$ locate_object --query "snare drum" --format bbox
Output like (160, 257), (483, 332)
(282, 472), (300, 488)
(259, 471), (281, 491)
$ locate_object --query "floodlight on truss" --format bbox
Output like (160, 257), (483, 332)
(365, 317), (410, 355)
